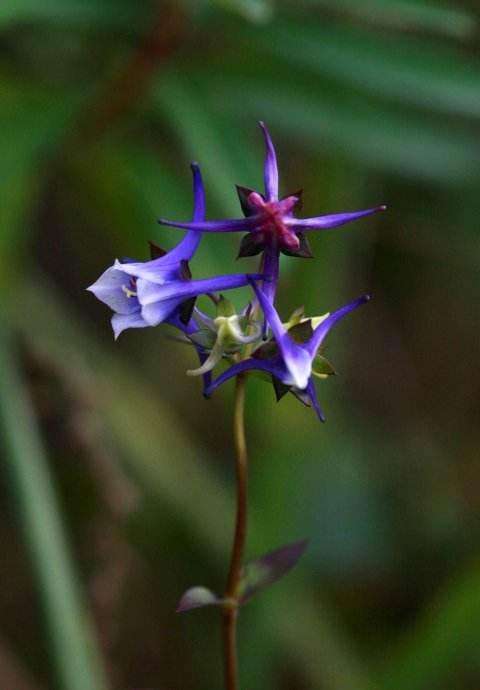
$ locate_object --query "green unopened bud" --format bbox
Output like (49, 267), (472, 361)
(216, 295), (236, 318)
(187, 314), (261, 377)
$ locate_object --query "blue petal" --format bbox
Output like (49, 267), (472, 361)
(87, 266), (140, 315)
(115, 258), (178, 284)
(191, 162), (206, 222)
(306, 379), (326, 422)
(141, 297), (182, 325)
(248, 278), (286, 343)
(306, 295), (371, 357)
(205, 358), (285, 397)
(287, 206), (386, 231)
(157, 216), (262, 233)
(158, 163), (206, 264)
(259, 121), (279, 202)
(248, 279), (312, 389)
(137, 273), (262, 304)
(111, 311), (149, 339)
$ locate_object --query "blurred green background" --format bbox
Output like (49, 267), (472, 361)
(1, 1), (480, 689)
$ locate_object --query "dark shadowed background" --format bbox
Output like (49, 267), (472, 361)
(1, 1), (480, 689)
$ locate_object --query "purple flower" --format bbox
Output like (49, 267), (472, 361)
(157, 123), (385, 302)
(205, 279), (370, 421)
(87, 163), (262, 338)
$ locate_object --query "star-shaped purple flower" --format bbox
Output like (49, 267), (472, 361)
(157, 123), (386, 303)
(87, 163), (261, 339)
(205, 278), (370, 422)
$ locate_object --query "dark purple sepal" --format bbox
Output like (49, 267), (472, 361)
(288, 319), (314, 344)
(272, 376), (290, 401)
(236, 185), (264, 217)
(252, 340), (279, 359)
(149, 241), (168, 259)
(291, 388), (312, 407)
(179, 259), (192, 281)
(282, 189), (303, 212)
(237, 232), (265, 258)
(238, 539), (309, 605)
(281, 232), (314, 259)
(176, 586), (222, 613)
(179, 297), (196, 325)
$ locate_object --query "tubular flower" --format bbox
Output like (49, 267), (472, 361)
(157, 122), (386, 303)
(204, 279), (371, 422)
(87, 163), (262, 338)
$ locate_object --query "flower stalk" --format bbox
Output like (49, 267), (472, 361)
(223, 372), (249, 690)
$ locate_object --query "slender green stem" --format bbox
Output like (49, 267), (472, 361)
(223, 372), (248, 690)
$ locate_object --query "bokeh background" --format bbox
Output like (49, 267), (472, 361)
(1, 1), (480, 689)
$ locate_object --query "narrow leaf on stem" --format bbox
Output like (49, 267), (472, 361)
(239, 539), (309, 604)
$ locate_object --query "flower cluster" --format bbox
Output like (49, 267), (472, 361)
(88, 123), (385, 421)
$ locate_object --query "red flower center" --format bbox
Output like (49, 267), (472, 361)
(248, 192), (300, 250)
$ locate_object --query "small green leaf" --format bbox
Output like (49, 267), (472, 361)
(313, 355), (336, 378)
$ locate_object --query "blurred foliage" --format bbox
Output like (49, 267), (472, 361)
(1, 1), (480, 689)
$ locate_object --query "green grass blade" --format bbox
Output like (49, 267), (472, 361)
(0, 321), (109, 690)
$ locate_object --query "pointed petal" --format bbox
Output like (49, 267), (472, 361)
(306, 379), (326, 422)
(137, 273), (262, 305)
(157, 215), (262, 233)
(259, 121), (279, 201)
(248, 278), (286, 342)
(162, 163), (206, 263)
(191, 162), (206, 222)
(111, 311), (149, 339)
(115, 258), (178, 284)
(248, 278), (311, 388)
(205, 358), (285, 397)
(287, 205), (386, 231)
(306, 295), (371, 357)
(87, 266), (139, 315)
